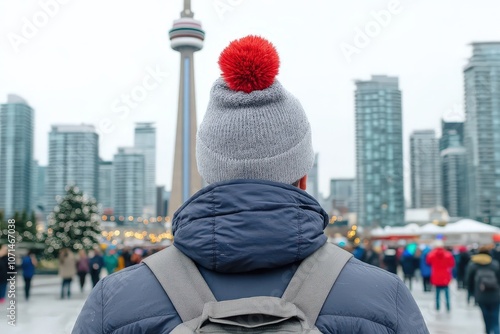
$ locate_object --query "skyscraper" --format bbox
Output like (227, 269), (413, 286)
(98, 160), (113, 215)
(113, 147), (144, 224)
(168, 0), (204, 217)
(306, 154), (319, 200)
(46, 125), (99, 217)
(440, 121), (464, 151)
(134, 123), (156, 217)
(410, 130), (442, 208)
(156, 186), (166, 217)
(464, 42), (500, 223)
(441, 121), (467, 218)
(32, 161), (47, 214)
(329, 179), (356, 214)
(0, 95), (34, 218)
(355, 75), (404, 227)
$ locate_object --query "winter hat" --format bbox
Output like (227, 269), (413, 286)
(196, 35), (314, 185)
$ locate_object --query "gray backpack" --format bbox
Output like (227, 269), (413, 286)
(143, 243), (352, 333)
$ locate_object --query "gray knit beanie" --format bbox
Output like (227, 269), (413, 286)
(196, 35), (314, 185)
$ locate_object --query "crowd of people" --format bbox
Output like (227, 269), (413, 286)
(56, 246), (167, 299)
(0, 244), (168, 303)
(346, 239), (500, 333)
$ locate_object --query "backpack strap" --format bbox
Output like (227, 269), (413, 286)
(281, 242), (353, 328)
(142, 245), (216, 322)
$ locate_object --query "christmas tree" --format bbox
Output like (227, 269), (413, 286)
(14, 211), (39, 243)
(45, 185), (101, 255)
(0, 210), (40, 244)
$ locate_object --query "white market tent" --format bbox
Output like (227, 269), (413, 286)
(370, 219), (500, 243)
(419, 223), (445, 235)
(443, 219), (500, 234)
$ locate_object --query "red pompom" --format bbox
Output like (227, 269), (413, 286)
(218, 36), (280, 93)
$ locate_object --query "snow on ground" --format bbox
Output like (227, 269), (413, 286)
(0, 274), (487, 334)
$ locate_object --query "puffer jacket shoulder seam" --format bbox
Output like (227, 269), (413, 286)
(108, 313), (179, 334)
(318, 314), (396, 334)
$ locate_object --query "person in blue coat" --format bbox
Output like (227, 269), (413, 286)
(420, 245), (432, 292)
(73, 35), (428, 334)
(21, 250), (37, 300)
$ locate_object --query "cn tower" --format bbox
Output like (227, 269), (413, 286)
(168, 0), (204, 217)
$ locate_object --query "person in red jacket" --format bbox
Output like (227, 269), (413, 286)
(427, 239), (455, 311)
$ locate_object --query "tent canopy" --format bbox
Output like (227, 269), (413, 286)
(370, 219), (500, 238)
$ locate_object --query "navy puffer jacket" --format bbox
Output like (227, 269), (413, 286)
(73, 180), (429, 334)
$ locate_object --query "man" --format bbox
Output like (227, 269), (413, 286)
(73, 36), (428, 333)
(466, 246), (500, 334)
(427, 240), (455, 312)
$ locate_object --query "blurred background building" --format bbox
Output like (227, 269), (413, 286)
(410, 130), (441, 208)
(45, 124), (99, 218)
(440, 121), (468, 218)
(355, 75), (405, 227)
(464, 42), (500, 224)
(0, 95), (34, 218)
(134, 123), (156, 217)
(113, 147), (145, 224)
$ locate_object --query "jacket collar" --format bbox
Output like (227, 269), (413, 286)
(172, 179), (328, 273)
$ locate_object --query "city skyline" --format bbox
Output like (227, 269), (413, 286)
(2, 1), (500, 197)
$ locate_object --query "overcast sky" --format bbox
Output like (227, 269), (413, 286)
(1, 0), (499, 198)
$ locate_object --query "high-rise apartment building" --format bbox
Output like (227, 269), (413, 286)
(440, 121), (468, 218)
(329, 178), (356, 214)
(464, 42), (500, 223)
(46, 125), (99, 217)
(32, 161), (47, 214)
(355, 75), (405, 226)
(410, 130), (442, 208)
(98, 160), (113, 214)
(113, 147), (145, 223)
(134, 123), (156, 217)
(0, 95), (34, 217)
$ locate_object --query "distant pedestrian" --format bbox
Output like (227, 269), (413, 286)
(89, 249), (104, 287)
(457, 246), (471, 289)
(383, 247), (398, 274)
(353, 245), (365, 261)
(401, 249), (416, 290)
(0, 245), (8, 304)
(76, 250), (89, 292)
(427, 240), (455, 312)
(59, 248), (76, 299)
(130, 248), (143, 265)
(21, 250), (37, 300)
(121, 248), (132, 268)
(104, 249), (118, 275)
(361, 241), (381, 267)
(466, 245), (500, 334)
(420, 245), (432, 292)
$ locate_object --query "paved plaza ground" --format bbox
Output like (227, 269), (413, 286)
(0, 274), (487, 333)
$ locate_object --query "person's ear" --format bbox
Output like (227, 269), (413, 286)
(298, 175), (307, 190)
